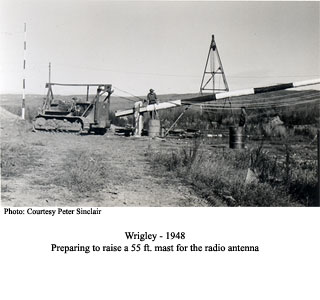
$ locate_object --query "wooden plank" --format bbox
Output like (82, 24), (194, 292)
(115, 108), (134, 117)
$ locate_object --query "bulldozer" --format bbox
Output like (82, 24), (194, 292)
(33, 83), (113, 134)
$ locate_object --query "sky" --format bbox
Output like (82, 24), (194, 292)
(0, 0), (319, 96)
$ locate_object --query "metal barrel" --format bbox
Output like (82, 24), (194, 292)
(148, 119), (161, 137)
(229, 126), (245, 149)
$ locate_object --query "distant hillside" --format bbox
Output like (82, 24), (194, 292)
(0, 92), (201, 111)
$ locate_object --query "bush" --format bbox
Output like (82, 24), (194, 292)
(233, 183), (293, 207)
(286, 160), (318, 206)
(109, 111), (133, 127)
(148, 140), (313, 206)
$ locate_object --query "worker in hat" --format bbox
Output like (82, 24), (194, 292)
(147, 88), (158, 119)
(147, 89), (158, 105)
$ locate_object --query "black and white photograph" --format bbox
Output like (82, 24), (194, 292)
(1, 1), (319, 207)
(1, 2), (320, 300)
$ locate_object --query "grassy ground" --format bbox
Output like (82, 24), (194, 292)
(147, 138), (318, 207)
(0, 106), (207, 206)
(1, 143), (42, 178)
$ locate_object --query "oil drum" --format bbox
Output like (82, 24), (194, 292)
(148, 119), (161, 137)
(229, 126), (245, 149)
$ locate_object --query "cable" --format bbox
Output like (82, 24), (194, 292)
(53, 63), (200, 78)
(112, 93), (137, 103)
(3, 60), (319, 79)
(191, 94), (320, 108)
(113, 85), (146, 102)
(194, 97), (320, 108)
(191, 91), (320, 107)
(227, 75), (320, 79)
(192, 99), (320, 111)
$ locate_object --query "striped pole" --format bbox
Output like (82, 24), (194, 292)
(49, 62), (51, 83)
(182, 78), (320, 104)
(22, 23), (26, 120)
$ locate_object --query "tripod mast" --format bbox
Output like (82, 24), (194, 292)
(200, 34), (229, 94)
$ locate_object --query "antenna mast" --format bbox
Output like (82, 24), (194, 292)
(200, 35), (229, 94)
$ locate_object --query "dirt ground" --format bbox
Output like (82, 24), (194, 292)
(0, 107), (209, 207)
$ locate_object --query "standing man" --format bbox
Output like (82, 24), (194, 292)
(239, 107), (247, 127)
(147, 88), (158, 119)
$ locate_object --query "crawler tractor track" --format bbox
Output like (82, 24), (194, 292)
(33, 117), (83, 134)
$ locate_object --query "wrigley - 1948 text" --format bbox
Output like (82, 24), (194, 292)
(3, 208), (102, 216)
